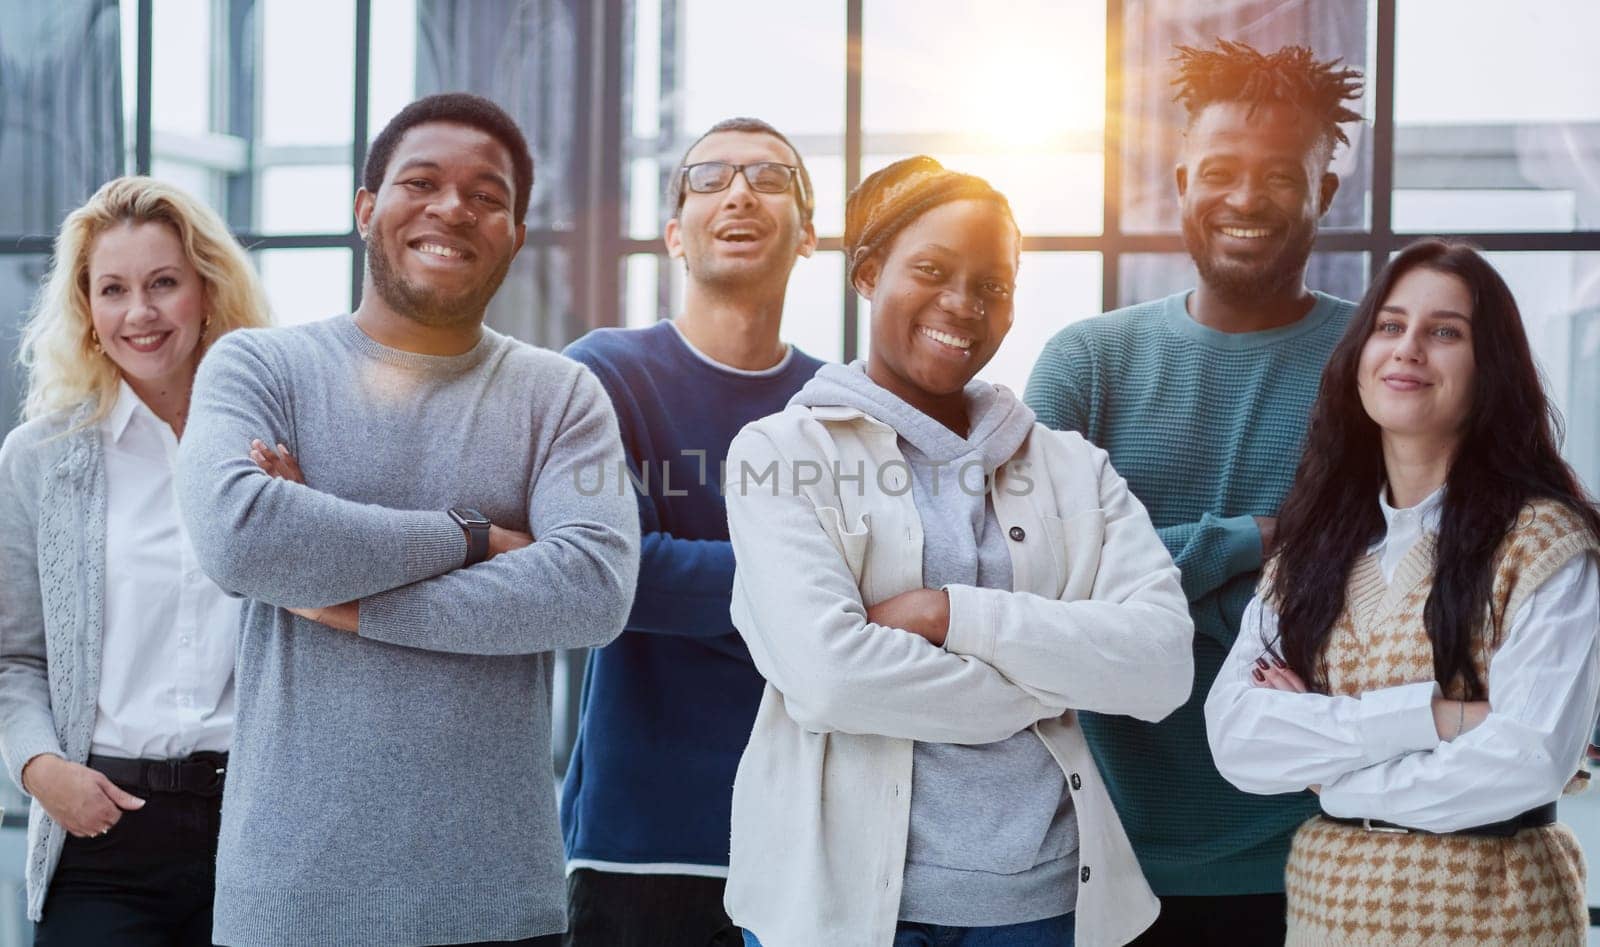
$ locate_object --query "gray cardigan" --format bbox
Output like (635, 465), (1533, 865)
(0, 403), (109, 922)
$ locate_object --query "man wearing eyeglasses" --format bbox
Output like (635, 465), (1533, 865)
(558, 117), (822, 947)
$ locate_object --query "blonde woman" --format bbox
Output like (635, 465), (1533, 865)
(0, 176), (270, 944)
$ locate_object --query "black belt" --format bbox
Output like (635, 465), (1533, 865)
(87, 751), (227, 797)
(1321, 800), (1557, 838)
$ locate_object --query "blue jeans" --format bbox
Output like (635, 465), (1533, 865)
(743, 912), (1074, 946)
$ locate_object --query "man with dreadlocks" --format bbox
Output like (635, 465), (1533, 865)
(1024, 40), (1363, 945)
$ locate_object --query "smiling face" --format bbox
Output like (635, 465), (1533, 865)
(355, 121), (526, 328)
(1177, 101), (1338, 302)
(1357, 266), (1477, 448)
(87, 220), (208, 394)
(858, 198), (1018, 409)
(664, 130), (816, 291)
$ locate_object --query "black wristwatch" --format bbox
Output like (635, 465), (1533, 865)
(449, 507), (492, 567)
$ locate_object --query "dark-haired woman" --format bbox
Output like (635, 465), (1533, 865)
(722, 156), (1193, 947)
(1205, 238), (1600, 946)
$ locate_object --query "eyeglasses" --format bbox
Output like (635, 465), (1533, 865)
(679, 161), (806, 202)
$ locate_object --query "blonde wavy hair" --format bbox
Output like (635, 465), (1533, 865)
(18, 175), (272, 424)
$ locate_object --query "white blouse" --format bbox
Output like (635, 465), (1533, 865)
(94, 382), (239, 760)
(1205, 487), (1600, 832)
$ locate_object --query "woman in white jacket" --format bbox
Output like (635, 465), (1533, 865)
(722, 156), (1194, 947)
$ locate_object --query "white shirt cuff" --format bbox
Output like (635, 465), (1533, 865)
(1358, 680), (1441, 763)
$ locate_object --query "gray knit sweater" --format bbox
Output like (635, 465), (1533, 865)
(175, 315), (640, 946)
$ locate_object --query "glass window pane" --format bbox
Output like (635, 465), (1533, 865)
(780, 252), (848, 364)
(1473, 251), (1600, 494)
(1118, 0), (1372, 234)
(1118, 252), (1367, 311)
(256, 248), (352, 327)
(978, 252), (1103, 394)
(150, 0), (212, 139)
(148, 0), (229, 217)
(150, 0), (357, 234)
(679, 2), (844, 136)
(862, 0), (1105, 236)
(368, 0), (421, 138)
(261, 0), (355, 148)
(624, 253), (665, 329)
(259, 166), (356, 235)
(1395, 0), (1600, 232)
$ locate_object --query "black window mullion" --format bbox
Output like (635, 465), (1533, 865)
(135, 0), (154, 175)
(1102, 0), (1123, 312)
(1369, 0), (1397, 278)
(348, 0), (372, 312)
(842, 0), (863, 361)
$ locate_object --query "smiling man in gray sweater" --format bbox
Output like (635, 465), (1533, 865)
(175, 94), (639, 946)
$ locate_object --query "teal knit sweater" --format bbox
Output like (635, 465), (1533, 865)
(1023, 290), (1355, 896)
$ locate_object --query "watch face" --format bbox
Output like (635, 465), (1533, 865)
(450, 507), (491, 527)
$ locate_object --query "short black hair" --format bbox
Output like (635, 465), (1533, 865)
(363, 92), (535, 223)
(668, 117), (815, 225)
(1172, 40), (1363, 164)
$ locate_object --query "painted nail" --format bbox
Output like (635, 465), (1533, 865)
(1255, 657), (1270, 670)
(1272, 658), (1287, 669)
(1252, 668), (1265, 682)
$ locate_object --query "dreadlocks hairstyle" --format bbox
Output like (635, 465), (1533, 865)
(1171, 39), (1363, 162)
(844, 155), (1018, 288)
(1269, 239), (1600, 698)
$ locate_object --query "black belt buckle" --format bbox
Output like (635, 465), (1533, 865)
(182, 751), (227, 797)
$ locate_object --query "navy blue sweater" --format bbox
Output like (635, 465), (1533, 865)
(560, 320), (823, 872)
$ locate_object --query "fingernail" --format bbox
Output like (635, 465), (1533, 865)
(1252, 668), (1265, 682)
(1255, 657), (1269, 670)
(1273, 658), (1287, 669)
(276, 443), (287, 453)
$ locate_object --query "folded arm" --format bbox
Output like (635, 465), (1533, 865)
(1317, 553), (1600, 831)
(725, 431), (1065, 744)
(356, 369), (640, 655)
(1205, 595), (1444, 796)
(942, 446), (1194, 722)
(176, 333), (466, 607)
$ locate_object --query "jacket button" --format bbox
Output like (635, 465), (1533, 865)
(1008, 526), (1026, 542)
(1080, 866), (1091, 883)
(1070, 773), (1082, 790)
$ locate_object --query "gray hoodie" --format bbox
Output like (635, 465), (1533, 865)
(793, 363), (1079, 927)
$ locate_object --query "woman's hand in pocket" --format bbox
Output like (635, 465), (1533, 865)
(20, 754), (145, 838)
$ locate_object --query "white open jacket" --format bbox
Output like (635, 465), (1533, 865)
(722, 402), (1195, 947)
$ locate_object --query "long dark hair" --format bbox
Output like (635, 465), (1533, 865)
(1271, 239), (1600, 697)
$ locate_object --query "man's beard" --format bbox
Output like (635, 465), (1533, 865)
(1181, 213), (1315, 304)
(366, 227), (512, 328)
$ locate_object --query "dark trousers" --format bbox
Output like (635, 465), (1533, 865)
(33, 787), (222, 947)
(565, 868), (742, 947)
(1130, 893), (1287, 947)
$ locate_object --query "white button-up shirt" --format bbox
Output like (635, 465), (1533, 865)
(93, 382), (238, 759)
(1206, 486), (1600, 832)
